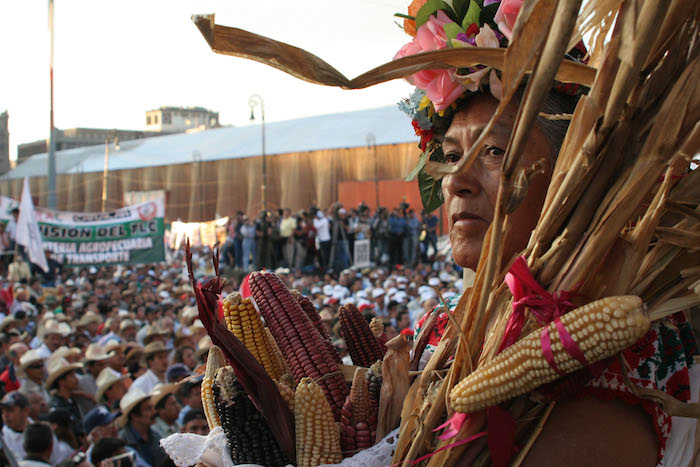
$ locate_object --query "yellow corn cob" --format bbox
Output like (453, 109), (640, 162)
(201, 345), (226, 429)
(264, 327), (291, 380)
(275, 379), (295, 412)
(295, 377), (343, 467)
(223, 292), (282, 380)
(450, 295), (650, 413)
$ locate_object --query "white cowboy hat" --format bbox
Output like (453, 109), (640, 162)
(45, 357), (81, 389)
(118, 388), (151, 427)
(95, 367), (128, 403)
(83, 344), (116, 363)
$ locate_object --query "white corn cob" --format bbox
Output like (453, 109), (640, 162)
(201, 345), (226, 429)
(450, 295), (650, 413)
(295, 377), (343, 467)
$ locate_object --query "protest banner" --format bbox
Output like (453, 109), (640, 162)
(1, 198), (166, 267)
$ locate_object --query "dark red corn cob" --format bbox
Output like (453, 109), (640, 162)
(249, 272), (349, 421)
(340, 369), (376, 456)
(290, 289), (343, 364)
(339, 304), (386, 368)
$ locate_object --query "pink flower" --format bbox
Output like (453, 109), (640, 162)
(494, 0), (523, 40)
(394, 11), (466, 110)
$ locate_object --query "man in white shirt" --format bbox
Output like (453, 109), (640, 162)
(313, 210), (331, 270)
(279, 208), (297, 268)
(129, 342), (168, 394)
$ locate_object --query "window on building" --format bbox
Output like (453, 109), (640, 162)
(163, 112), (171, 124)
(147, 116), (152, 125)
(154, 114), (159, 124)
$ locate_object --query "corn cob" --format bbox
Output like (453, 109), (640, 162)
(450, 295), (650, 413)
(276, 379), (295, 412)
(340, 368), (376, 456)
(365, 360), (383, 410)
(249, 272), (349, 420)
(222, 291), (283, 380)
(339, 304), (386, 367)
(201, 346), (226, 430)
(264, 327), (291, 380)
(291, 289), (343, 364)
(214, 366), (289, 467)
(295, 377), (343, 467)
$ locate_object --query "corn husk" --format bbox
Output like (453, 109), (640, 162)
(376, 334), (410, 441)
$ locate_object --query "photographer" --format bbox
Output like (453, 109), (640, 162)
(387, 208), (406, 267)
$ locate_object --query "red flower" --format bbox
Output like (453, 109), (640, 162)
(412, 120), (434, 151)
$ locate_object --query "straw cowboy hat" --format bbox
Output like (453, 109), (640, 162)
(95, 367), (129, 403)
(150, 383), (177, 408)
(78, 311), (101, 327)
(142, 342), (168, 362)
(194, 335), (212, 361)
(45, 357), (82, 389)
(118, 388), (150, 427)
(83, 344), (116, 363)
(0, 317), (19, 333)
(39, 319), (71, 339)
(18, 349), (44, 373)
(143, 324), (169, 345)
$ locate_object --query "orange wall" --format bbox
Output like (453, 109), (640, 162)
(338, 180), (449, 235)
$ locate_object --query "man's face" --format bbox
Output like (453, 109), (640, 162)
(90, 360), (107, 378)
(105, 380), (127, 403)
(133, 400), (156, 426)
(45, 333), (62, 351)
(158, 395), (181, 422)
(87, 322), (99, 335)
(91, 419), (118, 441)
(27, 394), (48, 420)
(183, 417), (208, 436)
(61, 370), (79, 392)
(25, 361), (45, 383)
(149, 351), (169, 374)
(1, 406), (28, 431)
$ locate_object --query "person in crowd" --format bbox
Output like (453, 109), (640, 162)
(172, 346), (196, 372)
(421, 209), (439, 262)
(387, 207), (406, 266)
(35, 320), (66, 359)
(83, 406), (119, 464)
(313, 209), (331, 270)
(403, 208), (421, 267)
(119, 319), (138, 343)
(96, 367), (128, 411)
(46, 357), (87, 440)
(279, 208), (296, 268)
(395, 310), (411, 332)
(165, 363), (191, 383)
(180, 410), (208, 436)
(18, 423), (53, 467)
(130, 342), (168, 394)
(240, 216), (257, 271)
(1, 342), (27, 394)
(91, 437), (132, 467)
(26, 393), (48, 422)
(17, 349), (49, 403)
(78, 344), (114, 396)
(118, 388), (167, 467)
(8, 256), (31, 284)
(48, 407), (80, 455)
(150, 383), (180, 439)
(1, 392), (69, 464)
(78, 311), (101, 343)
(176, 377), (203, 426)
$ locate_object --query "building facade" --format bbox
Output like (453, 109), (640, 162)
(145, 107), (219, 133)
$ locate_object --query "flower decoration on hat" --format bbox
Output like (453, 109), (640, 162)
(395, 0), (588, 212)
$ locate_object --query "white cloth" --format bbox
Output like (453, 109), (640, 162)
(130, 369), (163, 395)
(314, 216), (331, 242)
(659, 363), (700, 467)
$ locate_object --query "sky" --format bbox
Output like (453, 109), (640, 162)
(0, 0), (414, 162)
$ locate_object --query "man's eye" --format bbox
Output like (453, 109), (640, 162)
(445, 152), (462, 165)
(484, 146), (505, 158)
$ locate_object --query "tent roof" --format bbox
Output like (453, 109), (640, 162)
(4, 105), (418, 180)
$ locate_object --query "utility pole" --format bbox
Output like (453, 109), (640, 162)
(249, 94), (267, 211)
(47, 0), (57, 209)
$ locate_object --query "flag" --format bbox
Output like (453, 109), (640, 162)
(15, 178), (49, 272)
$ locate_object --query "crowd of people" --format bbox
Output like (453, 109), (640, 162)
(221, 202), (443, 274)
(0, 229), (461, 466)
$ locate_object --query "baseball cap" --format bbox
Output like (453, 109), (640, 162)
(84, 406), (119, 434)
(0, 391), (29, 409)
(166, 363), (192, 382)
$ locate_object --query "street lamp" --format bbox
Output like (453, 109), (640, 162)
(248, 94), (267, 211)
